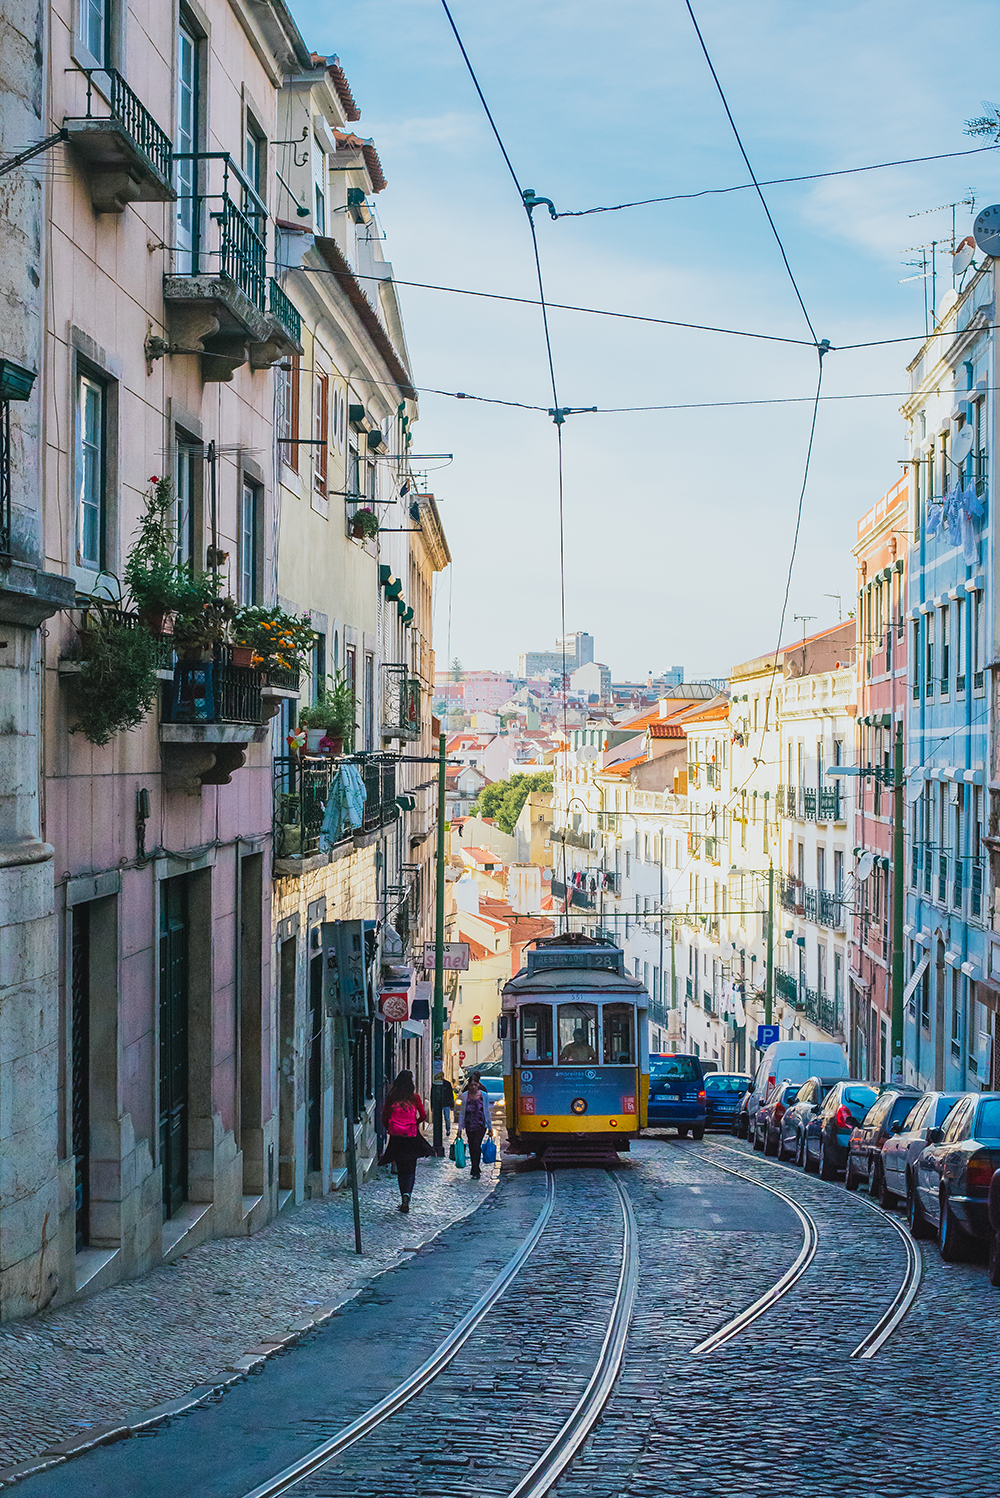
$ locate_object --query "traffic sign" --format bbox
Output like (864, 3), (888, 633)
(756, 1024), (780, 1047)
(472, 1014), (481, 1025)
(458, 1049), (466, 1062)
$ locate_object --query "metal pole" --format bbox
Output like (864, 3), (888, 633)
(658, 837), (664, 1036)
(765, 862), (774, 1028)
(340, 1017), (362, 1255)
(432, 731), (446, 1155)
(891, 722), (905, 1082)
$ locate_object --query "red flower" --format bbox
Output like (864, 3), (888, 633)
(149, 475), (159, 483)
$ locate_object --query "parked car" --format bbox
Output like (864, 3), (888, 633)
(753, 1081), (800, 1156)
(463, 1061), (504, 1111)
(777, 1076), (840, 1164)
(908, 1092), (1000, 1258)
(804, 1080), (880, 1179)
(845, 1088), (921, 1194)
(746, 1040), (849, 1141)
(704, 1072), (751, 1130)
(647, 1053), (706, 1138)
(879, 1091), (962, 1209)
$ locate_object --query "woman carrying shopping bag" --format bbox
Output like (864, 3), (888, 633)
(456, 1076), (494, 1180)
(380, 1070), (432, 1213)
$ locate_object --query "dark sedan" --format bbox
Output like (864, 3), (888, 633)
(753, 1081), (800, 1156)
(880, 1091), (962, 1208)
(704, 1072), (751, 1130)
(804, 1080), (880, 1180)
(777, 1076), (840, 1164)
(845, 1087), (921, 1194)
(909, 1092), (1000, 1259)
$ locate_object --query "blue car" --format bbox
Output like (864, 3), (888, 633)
(647, 1054), (706, 1139)
(704, 1072), (752, 1131)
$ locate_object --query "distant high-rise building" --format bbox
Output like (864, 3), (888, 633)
(663, 665), (684, 688)
(520, 631), (594, 678)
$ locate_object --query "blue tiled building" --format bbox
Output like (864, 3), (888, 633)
(903, 261), (995, 1091)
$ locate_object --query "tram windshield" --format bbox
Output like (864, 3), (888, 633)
(520, 1005), (553, 1064)
(557, 1003), (598, 1064)
(602, 1004), (635, 1065)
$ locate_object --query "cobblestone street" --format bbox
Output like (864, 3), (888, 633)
(0, 1157), (497, 1481)
(11, 1133), (1000, 1498)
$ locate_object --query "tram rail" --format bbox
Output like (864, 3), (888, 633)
(241, 1167), (637, 1498)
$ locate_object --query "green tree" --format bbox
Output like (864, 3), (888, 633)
(471, 771), (553, 835)
(451, 656), (463, 683)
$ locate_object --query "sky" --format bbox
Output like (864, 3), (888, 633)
(289, 0), (1000, 681)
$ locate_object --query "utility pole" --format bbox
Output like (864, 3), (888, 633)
(891, 722), (905, 1082)
(432, 731), (446, 1156)
(765, 862), (775, 1027)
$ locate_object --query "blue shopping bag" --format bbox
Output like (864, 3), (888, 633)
(454, 1136), (467, 1169)
(481, 1136), (497, 1165)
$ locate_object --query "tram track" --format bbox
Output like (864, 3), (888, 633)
(698, 1140), (921, 1359)
(240, 1167), (637, 1498)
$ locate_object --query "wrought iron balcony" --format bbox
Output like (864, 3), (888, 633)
(269, 278), (301, 344)
(273, 752), (399, 863)
(551, 825), (594, 851)
(550, 877), (594, 910)
(780, 876), (805, 914)
(818, 890), (845, 929)
(64, 68), (174, 212)
(800, 987), (840, 1036)
(381, 663), (421, 740)
(775, 969), (798, 1002)
(164, 653), (266, 728)
(818, 787), (842, 821)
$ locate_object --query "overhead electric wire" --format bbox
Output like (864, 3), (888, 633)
(683, 0), (819, 345)
(553, 143), (999, 218)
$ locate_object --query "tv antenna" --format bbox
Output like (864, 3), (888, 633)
(909, 190), (976, 252)
(824, 593), (842, 622)
(964, 102), (1000, 145)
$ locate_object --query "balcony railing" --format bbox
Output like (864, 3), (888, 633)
(778, 784), (842, 822)
(550, 878), (594, 910)
(166, 652), (266, 726)
(775, 969), (798, 1002)
(269, 277), (301, 344)
(800, 987), (840, 1036)
(381, 663), (421, 740)
(818, 890), (845, 929)
(552, 825), (594, 851)
(75, 67), (173, 181)
(780, 876), (805, 914)
(172, 153), (267, 310)
(273, 752), (399, 860)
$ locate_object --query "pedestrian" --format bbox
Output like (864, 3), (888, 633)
(379, 1070), (432, 1213)
(457, 1075), (494, 1180)
(431, 1070), (456, 1136)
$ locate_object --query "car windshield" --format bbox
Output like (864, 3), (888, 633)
(976, 1099), (1000, 1140)
(844, 1086), (879, 1111)
(705, 1075), (749, 1092)
(650, 1056), (700, 1081)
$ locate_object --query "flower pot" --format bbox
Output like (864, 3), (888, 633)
(138, 606), (170, 634)
(230, 645), (255, 668)
(351, 518), (366, 539)
(305, 729), (327, 753)
(318, 734), (344, 757)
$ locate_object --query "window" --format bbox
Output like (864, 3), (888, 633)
(312, 633), (326, 705)
(244, 115), (265, 195)
(76, 372), (105, 570)
(955, 596), (965, 692)
(973, 591), (985, 691)
(520, 1005), (552, 1064)
(239, 478), (260, 604)
(314, 181), (326, 236)
(942, 1096), (973, 1144)
(975, 1099), (1000, 1141)
(80, 0), (110, 64)
(557, 1003), (598, 1063)
(939, 605), (950, 694)
(925, 611), (934, 696)
(174, 436), (199, 567)
(332, 386), (346, 453)
(313, 373), (329, 495)
(602, 1004), (635, 1065)
(364, 653), (375, 749)
(175, 17), (200, 273)
(912, 621), (920, 698)
(277, 358), (300, 471)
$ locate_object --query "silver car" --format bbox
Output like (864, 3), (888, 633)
(878, 1090), (961, 1208)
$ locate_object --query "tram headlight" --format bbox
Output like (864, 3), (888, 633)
(570, 1097), (588, 1115)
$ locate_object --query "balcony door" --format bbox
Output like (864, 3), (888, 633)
(159, 877), (190, 1218)
(175, 18), (199, 273)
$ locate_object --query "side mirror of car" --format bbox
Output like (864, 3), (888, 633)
(925, 1127), (942, 1145)
(890, 1120), (904, 1134)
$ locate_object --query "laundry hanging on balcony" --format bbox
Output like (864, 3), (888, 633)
(319, 762), (367, 849)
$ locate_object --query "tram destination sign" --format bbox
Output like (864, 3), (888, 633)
(423, 941), (470, 971)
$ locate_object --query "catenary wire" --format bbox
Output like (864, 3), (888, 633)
(683, 0), (819, 345)
(553, 143), (999, 217)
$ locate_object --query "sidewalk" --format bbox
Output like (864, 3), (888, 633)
(0, 1155), (496, 1480)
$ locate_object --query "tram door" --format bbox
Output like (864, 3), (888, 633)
(159, 878), (190, 1218)
(307, 953), (324, 1172)
(71, 907), (91, 1251)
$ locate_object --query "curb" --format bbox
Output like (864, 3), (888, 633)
(0, 1170), (501, 1490)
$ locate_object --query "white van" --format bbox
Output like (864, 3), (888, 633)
(746, 1040), (849, 1131)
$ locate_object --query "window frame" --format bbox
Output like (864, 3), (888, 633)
(76, 369), (107, 572)
(313, 372), (329, 496)
(239, 476), (261, 605)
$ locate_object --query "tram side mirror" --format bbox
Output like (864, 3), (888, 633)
(498, 1016), (508, 1039)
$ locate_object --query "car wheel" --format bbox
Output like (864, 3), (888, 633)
(692, 1127), (705, 1141)
(753, 1121), (765, 1151)
(803, 1136), (819, 1174)
(989, 1232), (1000, 1288)
(938, 1193), (969, 1262)
(907, 1178), (933, 1240)
(777, 1131), (791, 1162)
(875, 1163), (896, 1210)
(764, 1126), (778, 1157)
(818, 1138), (837, 1181)
(677, 1126), (689, 1138)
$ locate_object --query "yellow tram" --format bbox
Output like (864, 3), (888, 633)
(501, 934), (649, 1159)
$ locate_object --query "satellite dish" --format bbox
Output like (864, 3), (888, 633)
(973, 204), (1000, 258)
(856, 851), (875, 881)
(720, 941), (735, 960)
(952, 423), (974, 464)
(953, 236), (976, 276)
(906, 778), (923, 804)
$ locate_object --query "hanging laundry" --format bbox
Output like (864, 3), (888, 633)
(319, 762), (367, 849)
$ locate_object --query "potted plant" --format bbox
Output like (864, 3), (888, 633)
(231, 606), (316, 677)
(124, 475), (180, 632)
(172, 573), (236, 660)
(297, 670), (356, 755)
(69, 602), (160, 746)
(350, 507), (380, 541)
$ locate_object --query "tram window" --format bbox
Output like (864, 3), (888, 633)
(557, 1003), (598, 1064)
(602, 1004), (634, 1065)
(520, 1005), (552, 1064)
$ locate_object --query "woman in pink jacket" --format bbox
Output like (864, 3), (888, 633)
(380, 1070), (432, 1213)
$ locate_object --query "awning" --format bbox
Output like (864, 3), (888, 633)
(401, 1019), (425, 1038)
(903, 953), (930, 1004)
